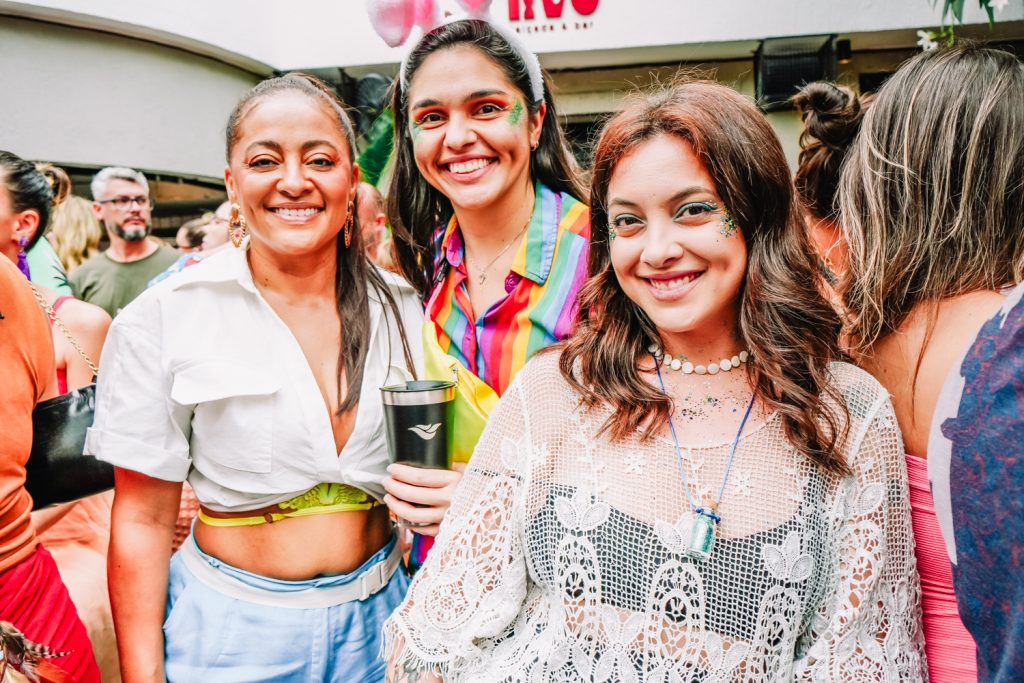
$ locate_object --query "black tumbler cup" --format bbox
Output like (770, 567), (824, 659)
(380, 380), (456, 469)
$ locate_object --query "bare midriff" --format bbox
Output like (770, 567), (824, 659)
(193, 505), (392, 580)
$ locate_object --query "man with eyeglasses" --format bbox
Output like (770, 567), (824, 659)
(71, 167), (178, 316)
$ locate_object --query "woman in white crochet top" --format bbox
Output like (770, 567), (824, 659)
(383, 80), (927, 682)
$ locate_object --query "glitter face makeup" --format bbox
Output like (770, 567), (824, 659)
(607, 134), (748, 352)
(508, 99), (524, 126)
(719, 210), (738, 238)
(405, 46), (543, 214)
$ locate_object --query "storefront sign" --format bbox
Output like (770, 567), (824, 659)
(508, 0), (598, 32)
(508, 0), (598, 21)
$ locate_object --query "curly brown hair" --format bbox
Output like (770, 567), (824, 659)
(559, 79), (850, 475)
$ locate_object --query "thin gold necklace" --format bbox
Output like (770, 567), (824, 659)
(468, 219), (530, 285)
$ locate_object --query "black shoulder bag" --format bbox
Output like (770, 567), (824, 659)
(25, 285), (114, 509)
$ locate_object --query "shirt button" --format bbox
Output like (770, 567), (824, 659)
(504, 273), (520, 293)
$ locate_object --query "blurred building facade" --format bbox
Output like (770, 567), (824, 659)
(3, 0), (1023, 222)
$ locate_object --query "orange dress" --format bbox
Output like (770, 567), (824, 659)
(0, 261), (51, 573)
(0, 257), (99, 682)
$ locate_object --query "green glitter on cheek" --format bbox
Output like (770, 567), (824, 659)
(410, 121), (423, 140)
(508, 100), (524, 126)
(719, 210), (738, 238)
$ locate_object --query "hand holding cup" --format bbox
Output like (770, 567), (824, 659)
(382, 462), (467, 536)
(380, 379), (457, 534)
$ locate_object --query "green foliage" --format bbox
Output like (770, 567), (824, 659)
(936, 0), (998, 25)
(358, 108), (395, 189)
(927, 0), (999, 46)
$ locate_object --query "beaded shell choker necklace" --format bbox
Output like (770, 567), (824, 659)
(649, 344), (750, 375)
(653, 353), (756, 561)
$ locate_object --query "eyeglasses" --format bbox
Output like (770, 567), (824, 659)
(98, 196), (153, 210)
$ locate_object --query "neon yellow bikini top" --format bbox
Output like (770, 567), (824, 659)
(197, 482), (380, 527)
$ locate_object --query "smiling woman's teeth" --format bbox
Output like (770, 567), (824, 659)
(273, 207), (320, 218)
(650, 274), (699, 290)
(448, 158), (493, 174)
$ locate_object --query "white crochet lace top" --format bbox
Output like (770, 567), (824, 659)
(383, 354), (927, 682)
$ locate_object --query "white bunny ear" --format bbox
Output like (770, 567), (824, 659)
(452, 0), (493, 19)
(366, 0), (417, 48)
(413, 0), (441, 31)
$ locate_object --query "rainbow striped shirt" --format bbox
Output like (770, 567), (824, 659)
(426, 181), (590, 397)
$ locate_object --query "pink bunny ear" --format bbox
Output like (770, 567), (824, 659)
(453, 0), (493, 19)
(413, 0), (440, 31)
(366, 0), (416, 48)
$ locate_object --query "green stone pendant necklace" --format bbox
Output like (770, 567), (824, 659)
(654, 354), (755, 561)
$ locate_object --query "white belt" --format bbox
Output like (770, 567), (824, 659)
(178, 536), (403, 609)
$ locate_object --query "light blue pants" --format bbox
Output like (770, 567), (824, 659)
(163, 535), (409, 683)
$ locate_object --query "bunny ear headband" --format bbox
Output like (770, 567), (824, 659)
(366, 0), (545, 103)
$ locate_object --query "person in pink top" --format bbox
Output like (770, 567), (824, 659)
(837, 43), (1024, 681)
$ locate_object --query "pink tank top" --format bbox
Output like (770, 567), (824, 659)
(905, 453), (977, 681)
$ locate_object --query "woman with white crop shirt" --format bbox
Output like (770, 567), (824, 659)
(87, 74), (423, 683)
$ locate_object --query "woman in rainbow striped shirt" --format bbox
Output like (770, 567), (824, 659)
(382, 19), (590, 563)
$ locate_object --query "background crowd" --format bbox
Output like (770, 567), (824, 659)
(0, 15), (1022, 683)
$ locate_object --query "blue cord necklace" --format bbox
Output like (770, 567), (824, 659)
(653, 353), (756, 561)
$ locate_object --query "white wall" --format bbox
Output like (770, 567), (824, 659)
(3, 0), (1021, 71)
(0, 15), (260, 178)
(2, 0), (1020, 177)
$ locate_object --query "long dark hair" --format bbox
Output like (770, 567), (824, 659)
(0, 151), (71, 250)
(387, 19), (586, 298)
(560, 80), (850, 475)
(226, 73), (416, 414)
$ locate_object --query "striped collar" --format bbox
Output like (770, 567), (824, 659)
(439, 180), (562, 286)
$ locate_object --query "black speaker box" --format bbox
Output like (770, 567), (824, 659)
(755, 35), (836, 111)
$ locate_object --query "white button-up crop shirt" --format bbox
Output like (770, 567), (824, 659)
(86, 246), (424, 512)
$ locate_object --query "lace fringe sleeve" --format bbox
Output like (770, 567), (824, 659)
(794, 392), (928, 681)
(382, 378), (531, 680)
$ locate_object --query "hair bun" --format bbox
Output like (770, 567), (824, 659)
(792, 82), (871, 221)
(35, 162), (71, 208)
(792, 82), (863, 151)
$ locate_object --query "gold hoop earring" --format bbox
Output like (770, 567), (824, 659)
(530, 140), (539, 151)
(228, 203), (248, 248)
(343, 201), (355, 248)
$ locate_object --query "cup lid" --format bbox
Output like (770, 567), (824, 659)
(380, 380), (456, 406)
